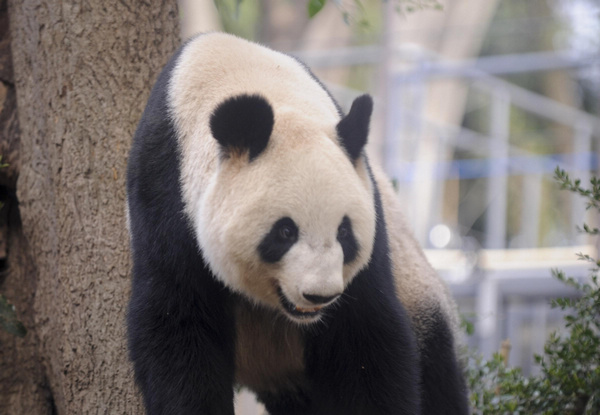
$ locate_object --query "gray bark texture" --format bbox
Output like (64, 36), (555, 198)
(1, 0), (180, 413)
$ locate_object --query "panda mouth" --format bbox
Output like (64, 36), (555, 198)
(277, 287), (323, 319)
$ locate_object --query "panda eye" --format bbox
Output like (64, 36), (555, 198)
(337, 216), (358, 264)
(337, 225), (348, 239)
(259, 217), (299, 263)
(278, 225), (295, 241)
(273, 218), (298, 243)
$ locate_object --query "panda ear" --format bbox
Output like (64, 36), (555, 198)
(210, 94), (274, 161)
(336, 94), (373, 161)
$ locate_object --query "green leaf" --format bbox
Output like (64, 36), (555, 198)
(461, 314), (475, 335)
(0, 294), (27, 337)
(308, 0), (327, 18)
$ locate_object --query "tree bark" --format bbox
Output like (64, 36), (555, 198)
(0, 0), (19, 189)
(3, 0), (180, 413)
(0, 1), (49, 413)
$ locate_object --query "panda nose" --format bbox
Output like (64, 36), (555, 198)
(303, 293), (341, 305)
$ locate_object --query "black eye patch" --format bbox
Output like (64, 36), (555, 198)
(258, 217), (299, 263)
(337, 216), (359, 264)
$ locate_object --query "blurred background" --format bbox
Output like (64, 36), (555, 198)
(177, 0), (599, 412)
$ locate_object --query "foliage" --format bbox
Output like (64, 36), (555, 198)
(214, 0), (442, 30)
(213, 0), (260, 40)
(308, 0), (327, 18)
(465, 168), (600, 414)
(0, 295), (26, 338)
(308, 0), (442, 26)
(555, 168), (600, 221)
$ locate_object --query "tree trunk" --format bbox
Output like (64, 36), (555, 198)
(0, 1), (49, 413)
(2, 0), (179, 413)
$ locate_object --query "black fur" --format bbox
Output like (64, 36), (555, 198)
(337, 215), (359, 264)
(336, 94), (373, 160)
(418, 308), (470, 415)
(256, 389), (312, 415)
(210, 94), (274, 161)
(258, 217), (299, 263)
(298, 171), (422, 415)
(127, 46), (235, 414)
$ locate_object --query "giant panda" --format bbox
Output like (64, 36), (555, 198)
(126, 32), (468, 415)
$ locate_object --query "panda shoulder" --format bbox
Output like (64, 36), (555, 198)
(369, 161), (461, 338)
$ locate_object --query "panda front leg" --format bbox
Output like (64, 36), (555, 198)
(414, 307), (470, 415)
(255, 389), (313, 415)
(304, 289), (422, 415)
(128, 276), (236, 415)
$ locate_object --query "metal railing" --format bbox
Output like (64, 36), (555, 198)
(298, 44), (599, 367)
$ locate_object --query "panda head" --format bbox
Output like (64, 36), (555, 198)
(196, 93), (376, 324)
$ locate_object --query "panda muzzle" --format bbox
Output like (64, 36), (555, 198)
(276, 290), (319, 318)
(277, 287), (340, 318)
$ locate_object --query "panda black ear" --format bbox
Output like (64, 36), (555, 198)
(336, 94), (373, 161)
(210, 94), (274, 161)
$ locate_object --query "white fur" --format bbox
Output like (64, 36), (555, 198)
(168, 33), (375, 321)
(125, 200), (131, 234)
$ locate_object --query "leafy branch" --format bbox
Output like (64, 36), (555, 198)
(555, 167), (600, 211)
(308, 0), (442, 24)
(466, 169), (600, 414)
(0, 296), (26, 337)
